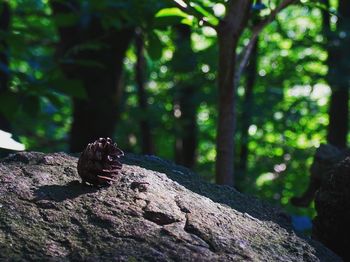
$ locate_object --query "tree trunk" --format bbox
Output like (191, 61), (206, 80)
(173, 25), (197, 169)
(69, 28), (133, 152)
(215, 1), (252, 186)
(216, 28), (237, 186)
(237, 38), (258, 182)
(51, 1), (133, 152)
(175, 85), (197, 168)
(135, 28), (154, 154)
(0, 2), (11, 131)
(324, 0), (350, 149)
(327, 91), (349, 149)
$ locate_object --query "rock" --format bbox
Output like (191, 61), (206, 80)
(291, 144), (342, 207)
(313, 156), (350, 260)
(0, 152), (339, 261)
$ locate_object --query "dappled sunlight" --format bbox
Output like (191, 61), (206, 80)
(1, 0), (349, 240)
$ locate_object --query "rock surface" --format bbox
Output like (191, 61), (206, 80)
(291, 144), (350, 208)
(0, 152), (339, 261)
(313, 156), (350, 260)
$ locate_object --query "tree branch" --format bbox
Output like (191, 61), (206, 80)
(235, 0), (298, 86)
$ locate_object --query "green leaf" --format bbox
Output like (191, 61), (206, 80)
(22, 95), (40, 117)
(154, 7), (194, 29)
(0, 91), (19, 119)
(45, 92), (63, 109)
(180, 17), (194, 26)
(55, 79), (88, 99)
(52, 13), (79, 27)
(190, 3), (219, 26)
(61, 59), (106, 69)
(147, 32), (163, 60)
(67, 42), (108, 55)
(155, 7), (189, 18)
(153, 16), (194, 29)
(153, 16), (183, 29)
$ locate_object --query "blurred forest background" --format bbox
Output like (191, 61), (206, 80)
(0, 0), (349, 230)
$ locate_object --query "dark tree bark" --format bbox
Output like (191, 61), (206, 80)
(237, 38), (258, 180)
(135, 28), (154, 155)
(215, 1), (252, 186)
(0, 2), (11, 131)
(174, 85), (197, 168)
(173, 25), (197, 169)
(51, 1), (133, 152)
(323, 0), (350, 149)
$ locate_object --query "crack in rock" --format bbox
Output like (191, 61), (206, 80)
(0, 152), (341, 261)
(143, 208), (180, 226)
(174, 196), (191, 214)
(183, 214), (217, 253)
(141, 195), (184, 226)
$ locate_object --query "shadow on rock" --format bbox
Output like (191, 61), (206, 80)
(35, 181), (98, 202)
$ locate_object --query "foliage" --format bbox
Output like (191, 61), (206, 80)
(1, 0), (346, 228)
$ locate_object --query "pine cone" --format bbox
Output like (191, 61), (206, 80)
(77, 137), (124, 186)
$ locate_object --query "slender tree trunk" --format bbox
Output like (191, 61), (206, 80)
(0, 2), (11, 131)
(51, 1), (133, 152)
(237, 38), (258, 179)
(176, 85), (197, 168)
(173, 25), (198, 169)
(324, 0), (350, 149)
(215, 1), (252, 186)
(174, 83), (197, 168)
(135, 28), (154, 154)
(216, 28), (237, 185)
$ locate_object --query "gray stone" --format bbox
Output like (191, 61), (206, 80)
(0, 152), (339, 261)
